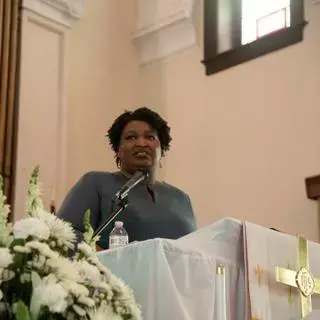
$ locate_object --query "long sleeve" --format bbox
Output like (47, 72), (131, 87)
(57, 172), (101, 243)
(185, 193), (197, 231)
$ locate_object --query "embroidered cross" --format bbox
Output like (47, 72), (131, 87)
(287, 263), (294, 305)
(275, 236), (320, 318)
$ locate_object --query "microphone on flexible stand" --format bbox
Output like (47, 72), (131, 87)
(91, 169), (149, 240)
(113, 170), (149, 201)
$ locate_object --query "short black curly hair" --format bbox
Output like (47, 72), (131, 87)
(107, 107), (172, 163)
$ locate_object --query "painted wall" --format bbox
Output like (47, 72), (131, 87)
(139, 0), (320, 241)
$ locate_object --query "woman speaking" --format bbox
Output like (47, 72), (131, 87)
(57, 107), (196, 249)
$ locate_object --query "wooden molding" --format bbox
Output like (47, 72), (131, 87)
(305, 175), (320, 200)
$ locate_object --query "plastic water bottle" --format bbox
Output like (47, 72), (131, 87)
(109, 221), (129, 249)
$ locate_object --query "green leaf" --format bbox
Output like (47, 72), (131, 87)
(29, 166), (40, 186)
(10, 238), (26, 248)
(13, 300), (31, 320)
(10, 238), (26, 253)
(83, 210), (94, 241)
(25, 166), (44, 217)
(83, 209), (98, 250)
(9, 239), (27, 268)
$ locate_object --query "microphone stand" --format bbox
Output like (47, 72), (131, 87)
(91, 197), (128, 240)
(91, 169), (149, 241)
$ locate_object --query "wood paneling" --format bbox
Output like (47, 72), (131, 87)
(0, 0), (22, 219)
(305, 175), (320, 200)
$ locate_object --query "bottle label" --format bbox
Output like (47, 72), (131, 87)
(109, 235), (129, 249)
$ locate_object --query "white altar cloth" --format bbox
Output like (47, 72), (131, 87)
(244, 221), (320, 320)
(98, 218), (246, 320)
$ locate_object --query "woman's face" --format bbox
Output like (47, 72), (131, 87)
(118, 120), (161, 173)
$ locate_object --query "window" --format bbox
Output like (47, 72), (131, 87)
(242, 0), (291, 44)
(203, 0), (307, 75)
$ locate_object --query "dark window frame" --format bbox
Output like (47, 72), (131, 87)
(202, 0), (308, 76)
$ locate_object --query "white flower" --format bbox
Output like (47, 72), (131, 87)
(90, 303), (123, 320)
(13, 245), (32, 254)
(0, 227), (12, 247)
(25, 241), (58, 259)
(20, 273), (32, 283)
(42, 283), (68, 313)
(94, 261), (112, 277)
(78, 242), (94, 257)
(77, 296), (95, 308)
(72, 304), (86, 317)
(35, 209), (76, 248)
(95, 283), (113, 301)
(13, 217), (49, 240)
(13, 245), (30, 253)
(0, 248), (13, 268)
(0, 217), (12, 247)
(29, 254), (47, 270)
(30, 272), (68, 316)
(0, 168), (143, 320)
(2, 269), (15, 281)
(74, 261), (101, 286)
(86, 256), (113, 279)
(60, 280), (89, 297)
(46, 256), (80, 282)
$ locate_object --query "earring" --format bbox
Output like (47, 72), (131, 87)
(159, 160), (163, 169)
(116, 156), (121, 169)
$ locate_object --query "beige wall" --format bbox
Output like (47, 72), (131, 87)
(16, 0), (320, 241)
(66, 0), (140, 186)
(15, 0), (140, 218)
(139, 0), (320, 241)
(15, 7), (70, 220)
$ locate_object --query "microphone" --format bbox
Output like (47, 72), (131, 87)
(113, 169), (149, 201)
(92, 169), (150, 240)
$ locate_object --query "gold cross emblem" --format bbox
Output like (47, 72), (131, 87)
(287, 263), (294, 305)
(275, 236), (320, 318)
(255, 265), (264, 287)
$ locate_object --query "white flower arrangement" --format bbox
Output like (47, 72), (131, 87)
(0, 167), (142, 320)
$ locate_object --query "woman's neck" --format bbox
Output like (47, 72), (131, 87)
(120, 168), (156, 184)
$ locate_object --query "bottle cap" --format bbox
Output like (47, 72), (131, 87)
(115, 221), (123, 228)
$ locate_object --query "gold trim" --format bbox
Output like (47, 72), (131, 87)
(216, 265), (225, 275)
(255, 265), (264, 287)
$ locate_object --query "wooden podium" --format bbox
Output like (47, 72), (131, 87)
(305, 174), (320, 200)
